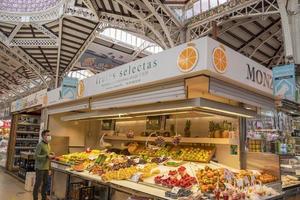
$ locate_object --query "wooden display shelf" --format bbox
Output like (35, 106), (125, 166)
(16, 131), (39, 134)
(104, 135), (239, 145)
(16, 138), (39, 141)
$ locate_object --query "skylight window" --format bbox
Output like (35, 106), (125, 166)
(100, 28), (163, 54)
(185, 0), (229, 19)
(68, 70), (94, 80)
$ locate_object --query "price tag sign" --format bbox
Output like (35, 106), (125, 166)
(51, 162), (58, 169)
(296, 170), (300, 176)
(236, 179), (244, 188)
(134, 158), (140, 164)
(131, 173), (141, 183)
(171, 187), (181, 194)
(244, 176), (250, 186)
(251, 175), (256, 185)
(224, 169), (233, 182)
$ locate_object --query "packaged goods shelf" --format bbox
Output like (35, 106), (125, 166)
(16, 138), (39, 141)
(14, 147), (36, 149)
(17, 123), (40, 126)
(16, 131), (39, 134)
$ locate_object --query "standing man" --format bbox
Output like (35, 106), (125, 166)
(33, 130), (54, 200)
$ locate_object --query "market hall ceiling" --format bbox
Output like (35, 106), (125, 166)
(0, 0), (287, 102)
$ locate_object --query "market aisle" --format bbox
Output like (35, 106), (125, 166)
(0, 169), (32, 200)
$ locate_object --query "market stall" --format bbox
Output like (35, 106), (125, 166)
(6, 89), (47, 181)
(46, 37), (283, 200)
(0, 106), (11, 168)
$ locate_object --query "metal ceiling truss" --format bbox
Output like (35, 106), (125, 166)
(55, 18), (63, 88)
(62, 22), (100, 76)
(238, 19), (281, 53)
(82, 0), (99, 17)
(249, 28), (281, 58)
(10, 38), (58, 47)
(187, 0), (280, 40)
(114, 0), (182, 49)
(0, 42), (50, 87)
(31, 22), (58, 40)
(98, 12), (144, 35)
(65, 0), (98, 22)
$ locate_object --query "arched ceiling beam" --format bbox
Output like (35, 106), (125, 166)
(0, 42), (51, 87)
(187, 0), (280, 40)
(142, 0), (181, 47)
(114, 0), (168, 49)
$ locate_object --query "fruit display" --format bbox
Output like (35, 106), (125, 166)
(178, 147), (214, 162)
(257, 172), (277, 184)
(131, 144), (215, 163)
(248, 139), (262, 152)
(128, 143), (139, 154)
(150, 156), (168, 164)
(196, 166), (225, 193)
(164, 160), (184, 167)
(52, 149), (281, 200)
(89, 165), (105, 176)
(236, 170), (277, 184)
(101, 163), (159, 181)
(71, 161), (93, 172)
(154, 166), (197, 188)
(102, 166), (138, 181)
(214, 185), (279, 200)
(281, 175), (300, 188)
(56, 149), (102, 164)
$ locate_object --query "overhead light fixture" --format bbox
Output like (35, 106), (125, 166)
(128, 107), (194, 115)
(200, 107), (253, 118)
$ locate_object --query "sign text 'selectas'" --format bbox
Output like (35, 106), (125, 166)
(246, 64), (273, 89)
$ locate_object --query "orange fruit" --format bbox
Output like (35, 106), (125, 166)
(177, 45), (198, 72)
(213, 45), (228, 73)
(77, 80), (85, 97)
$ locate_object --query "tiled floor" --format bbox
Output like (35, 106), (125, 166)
(0, 169), (32, 200)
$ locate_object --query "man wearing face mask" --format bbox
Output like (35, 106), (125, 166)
(33, 129), (55, 200)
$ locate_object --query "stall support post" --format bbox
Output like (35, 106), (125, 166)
(65, 173), (71, 200)
(239, 117), (247, 169)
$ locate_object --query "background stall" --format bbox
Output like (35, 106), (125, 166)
(6, 89), (47, 181)
(46, 37), (283, 200)
(0, 106), (11, 167)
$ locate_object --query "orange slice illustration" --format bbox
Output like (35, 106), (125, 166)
(177, 45), (198, 72)
(77, 80), (85, 98)
(213, 45), (228, 73)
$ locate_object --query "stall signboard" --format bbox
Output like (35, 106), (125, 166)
(61, 77), (78, 100)
(206, 37), (273, 95)
(11, 89), (47, 112)
(272, 64), (296, 101)
(45, 80), (79, 107)
(75, 37), (273, 99)
(0, 106), (10, 119)
(44, 87), (61, 106)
